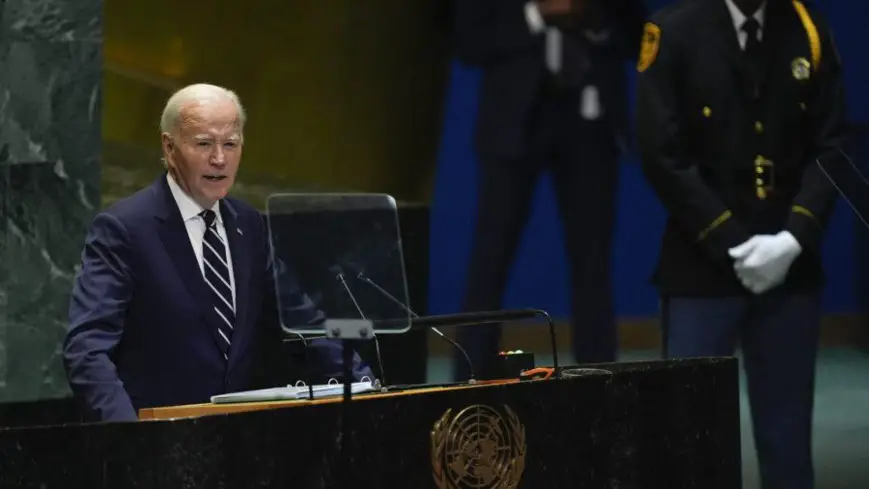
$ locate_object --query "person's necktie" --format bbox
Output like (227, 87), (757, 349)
(546, 28), (563, 73)
(741, 18), (762, 98)
(200, 209), (235, 360)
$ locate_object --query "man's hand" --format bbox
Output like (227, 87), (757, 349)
(728, 231), (802, 294)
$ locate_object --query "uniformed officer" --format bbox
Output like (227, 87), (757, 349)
(636, 0), (847, 488)
(452, 0), (647, 380)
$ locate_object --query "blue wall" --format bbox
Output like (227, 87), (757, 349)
(429, 1), (869, 319)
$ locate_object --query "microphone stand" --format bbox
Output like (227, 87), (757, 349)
(340, 333), (353, 489)
(333, 268), (383, 488)
(282, 330), (315, 401)
(287, 309), (561, 381)
(355, 271), (477, 383)
(324, 269), (561, 486)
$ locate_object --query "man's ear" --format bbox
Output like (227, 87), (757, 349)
(160, 133), (176, 170)
(161, 133), (174, 152)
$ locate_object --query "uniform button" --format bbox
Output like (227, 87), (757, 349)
(756, 166), (764, 174)
(754, 121), (764, 133)
(702, 106), (712, 117)
(755, 178), (764, 185)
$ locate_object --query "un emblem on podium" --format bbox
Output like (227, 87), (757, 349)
(430, 404), (527, 489)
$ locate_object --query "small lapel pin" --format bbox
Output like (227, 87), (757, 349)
(237, 228), (243, 235)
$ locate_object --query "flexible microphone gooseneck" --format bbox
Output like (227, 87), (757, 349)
(335, 268), (387, 387)
(354, 271), (477, 383)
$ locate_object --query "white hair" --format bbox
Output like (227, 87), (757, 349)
(159, 83), (247, 135)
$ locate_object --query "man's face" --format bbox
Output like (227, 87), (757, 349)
(161, 97), (243, 209)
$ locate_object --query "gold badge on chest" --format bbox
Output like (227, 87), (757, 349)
(791, 57), (811, 81)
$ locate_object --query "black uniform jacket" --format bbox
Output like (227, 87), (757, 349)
(455, 0), (647, 161)
(636, 0), (848, 296)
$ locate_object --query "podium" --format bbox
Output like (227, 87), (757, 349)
(0, 357), (741, 489)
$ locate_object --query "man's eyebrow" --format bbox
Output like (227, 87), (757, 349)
(191, 133), (240, 141)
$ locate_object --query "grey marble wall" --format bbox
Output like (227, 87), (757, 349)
(0, 0), (102, 402)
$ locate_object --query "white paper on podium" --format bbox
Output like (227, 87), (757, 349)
(210, 381), (377, 404)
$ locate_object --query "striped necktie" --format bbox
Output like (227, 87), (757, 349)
(200, 209), (234, 359)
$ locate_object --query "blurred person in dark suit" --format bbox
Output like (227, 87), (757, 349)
(64, 83), (371, 422)
(453, 0), (647, 379)
(636, 1), (847, 488)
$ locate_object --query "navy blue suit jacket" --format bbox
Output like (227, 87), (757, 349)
(64, 176), (372, 422)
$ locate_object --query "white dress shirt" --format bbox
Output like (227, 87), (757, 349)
(166, 173), (236, 308)
(724, 0), (767, 50)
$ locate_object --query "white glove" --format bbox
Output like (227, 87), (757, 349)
(728, 231), (802, 294)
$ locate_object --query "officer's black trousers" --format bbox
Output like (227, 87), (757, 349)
(454, 91), (620, 380)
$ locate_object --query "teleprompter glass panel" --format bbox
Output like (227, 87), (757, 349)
(265, 193), (412, 335)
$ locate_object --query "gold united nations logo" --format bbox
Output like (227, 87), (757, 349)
(430, 404), (526, 489)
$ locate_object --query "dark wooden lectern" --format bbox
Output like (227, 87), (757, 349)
(0, 358), (741, 488)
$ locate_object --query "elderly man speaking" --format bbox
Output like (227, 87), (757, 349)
(64, 83), (371, 422)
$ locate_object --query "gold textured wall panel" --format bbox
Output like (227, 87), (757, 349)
(102, 0), (451, 208)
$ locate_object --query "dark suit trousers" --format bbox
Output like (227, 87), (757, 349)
(663, 292), (820, 489)
(455, 87), (619, 380)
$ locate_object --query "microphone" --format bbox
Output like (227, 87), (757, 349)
(332, 265), (388, 387)
(354, 271), (477, 383)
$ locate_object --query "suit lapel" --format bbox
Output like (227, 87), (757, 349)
(221, 199), (252, 369)
(152, 176), (230, 356)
